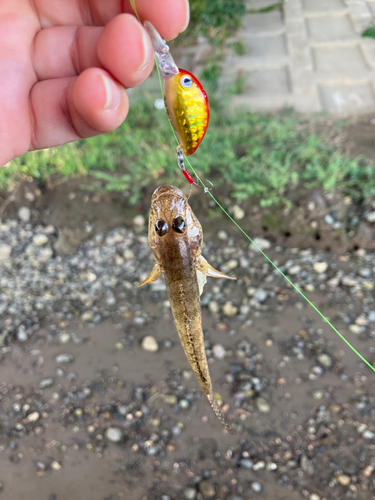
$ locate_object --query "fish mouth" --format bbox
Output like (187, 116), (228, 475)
(151, 185), (185, 202)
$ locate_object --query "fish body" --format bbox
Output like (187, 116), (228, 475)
(138, 186), (235, 432)
(143, 22), (209, 156)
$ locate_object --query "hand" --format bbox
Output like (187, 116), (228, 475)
(0, 0), (189, 166)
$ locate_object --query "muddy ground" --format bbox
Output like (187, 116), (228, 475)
(0, 116), (375, 500)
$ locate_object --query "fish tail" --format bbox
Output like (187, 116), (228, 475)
(207, 394), (232, 434)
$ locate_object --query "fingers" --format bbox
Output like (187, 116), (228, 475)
(33, 15), (153, 88)
(30, 68), (128, 150)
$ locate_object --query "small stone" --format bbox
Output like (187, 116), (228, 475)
(199, 480), (215, 498)
(253, 461), (265, 471)
(39, 378), (54, 389)
(256, 397), (270, 413)
(313, 262), (328, 274)
(305, 284), (315, 292)
(51, 461), (61, 471)
(217, 230), (228, 241)
(81, 311), (94, 322)
(359, 268), (371, 278)
(124, 249), (135, 260)
(349, 324), (362, 335)
(184, 488), (197, 500)
(224, 259), (238, 270)
(300, 455), (314, 474)
(341, 276), (358, 287)
(222, 302), (238, 317)
(254, 288), (267, 303)
(32, 234), (48, 246)
(251, 482), (262, 493)
(355, 315), (368, 326)
(17, 326), (28, 342)
(105, 427), (123, 443)
(368, 311), (375, 322)
(141, 335), (159, 352)
(365, 211), (375, 223)
(26, 412), (39, 423)
(363, 430), (375, 439)
(55, 353), (74, 364)
(337, 474), (351, 486)
(18, 207), (30, 222)
(310, 494), (320, 500)
(133, 215), (145, 227)
(179, 399), (189, 409)
(164, 395), (177, 406)
(208, 301), (219, 315)
(232, 205), (245, 220)
(317, 353), (332, 368)
(240, 458), (253, 469)
(312, 390), (324, 400)
(0, 244), (11, 263)
(212, 344), (226, 360)
(363, 281), (374, 291)
(288, 265), (301, 275)
(250, 237), (271, 252)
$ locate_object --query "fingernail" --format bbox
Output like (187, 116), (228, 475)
(101, 73), (121, 111)
(138, 25), (151, 71)
(181, 0), (190, 33)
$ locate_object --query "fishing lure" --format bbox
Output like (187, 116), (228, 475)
(144, 21), (210, 183)
(138, 185), (235, 432)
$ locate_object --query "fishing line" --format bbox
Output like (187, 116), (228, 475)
(130, 0), (375, 372)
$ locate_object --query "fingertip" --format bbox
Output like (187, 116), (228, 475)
(72, 68), (129, 135)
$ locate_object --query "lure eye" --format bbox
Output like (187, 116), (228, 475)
(172, 216), (186, 234)
(155, 219), (168, 237)
(180, 75), (193, 89)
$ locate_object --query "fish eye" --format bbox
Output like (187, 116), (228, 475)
(172, 216), (186, 234)
(180, 75), (193, 89)
(155, 219), (168, 237)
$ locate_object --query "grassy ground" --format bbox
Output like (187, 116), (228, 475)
(1, 0), (375, 208)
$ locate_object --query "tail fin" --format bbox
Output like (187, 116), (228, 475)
(207, 394), (233, 433)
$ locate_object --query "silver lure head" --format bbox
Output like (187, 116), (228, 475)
(143, 21), (179, 79)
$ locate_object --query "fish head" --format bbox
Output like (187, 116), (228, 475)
(148, 185), (203, 261)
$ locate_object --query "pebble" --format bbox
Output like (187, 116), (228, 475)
(355, 315), (368, 326)
(51, 461), (61, 471)
(208, 301), (219, 315)
(349, 324), (362, 335)
(365, 211), (375, 222)
(133, 215), (145, 227)
(232, 205), (245, 220)
(341, 276), (358, 287)
(17, 326), (28, 342)
(198, 480), (215, 498)
(337, 474), (351, 486)
(26, 412), (40, 423)
(310, 495), (320, 500)
(141, 336), (159, 352)
(254, 288), (267, 303)
(165, 394), (178, 406)
(300, 455), (314, 474)
(363, 430), (375, 439)
(18, 206), (30, 222)
(256, 397), (270, 413)
(288, 265), (301, 275)
(0, 244), (11, 263)
(240, 458), (253, 469)
(217, 230), (228, 241)
(212, 344), (226, 360)
(39, 378), (54, 389)
(368, 311), (375, 322)
(105, 427), (123, 443)
(251, 482), (262, 493)
(32, 234), (48, 246)
(81, 311), (94, 322)
(222, 302), (238, 317)
(250, 237), (271, 252)
(317, 353), (332, 368)
(184, 488), (197, 500)
(313, 262), (328, 274)
(55, 354), (74, 364)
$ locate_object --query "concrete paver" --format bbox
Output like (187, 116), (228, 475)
(225, 0), (375, 114)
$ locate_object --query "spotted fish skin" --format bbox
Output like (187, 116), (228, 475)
(164, 69), (209, 156)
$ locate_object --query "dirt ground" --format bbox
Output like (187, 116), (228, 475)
(0, 116), (375, 500)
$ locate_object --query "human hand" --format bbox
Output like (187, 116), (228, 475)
(0, 0), (189, 167)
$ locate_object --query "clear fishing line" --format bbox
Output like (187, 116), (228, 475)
(130, 0), (375, 373)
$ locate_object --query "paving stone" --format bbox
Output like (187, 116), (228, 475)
(242, 34), (287, 58)
(306, 15), (355, 41)
(302, 0), (346, 11)
(312, 45), (368, 75)
(245, 67), (291, 96)
(319, 83), (375, 114)
(239, 10), (284, 35)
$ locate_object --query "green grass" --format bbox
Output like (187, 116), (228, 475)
(3, 91), (375, 208)
(362, 23), (375, 38)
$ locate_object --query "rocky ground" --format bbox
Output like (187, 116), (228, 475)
(0, 182), (375, 500)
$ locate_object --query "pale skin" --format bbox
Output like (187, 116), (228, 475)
(0, 0), (190, 167)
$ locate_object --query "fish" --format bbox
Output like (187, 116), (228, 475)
(138, 186), (236, 432)
(144, 22), (209, 175)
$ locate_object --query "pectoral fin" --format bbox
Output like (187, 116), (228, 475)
(197, 256), (236, 280)
(137, 264), (163, 287)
